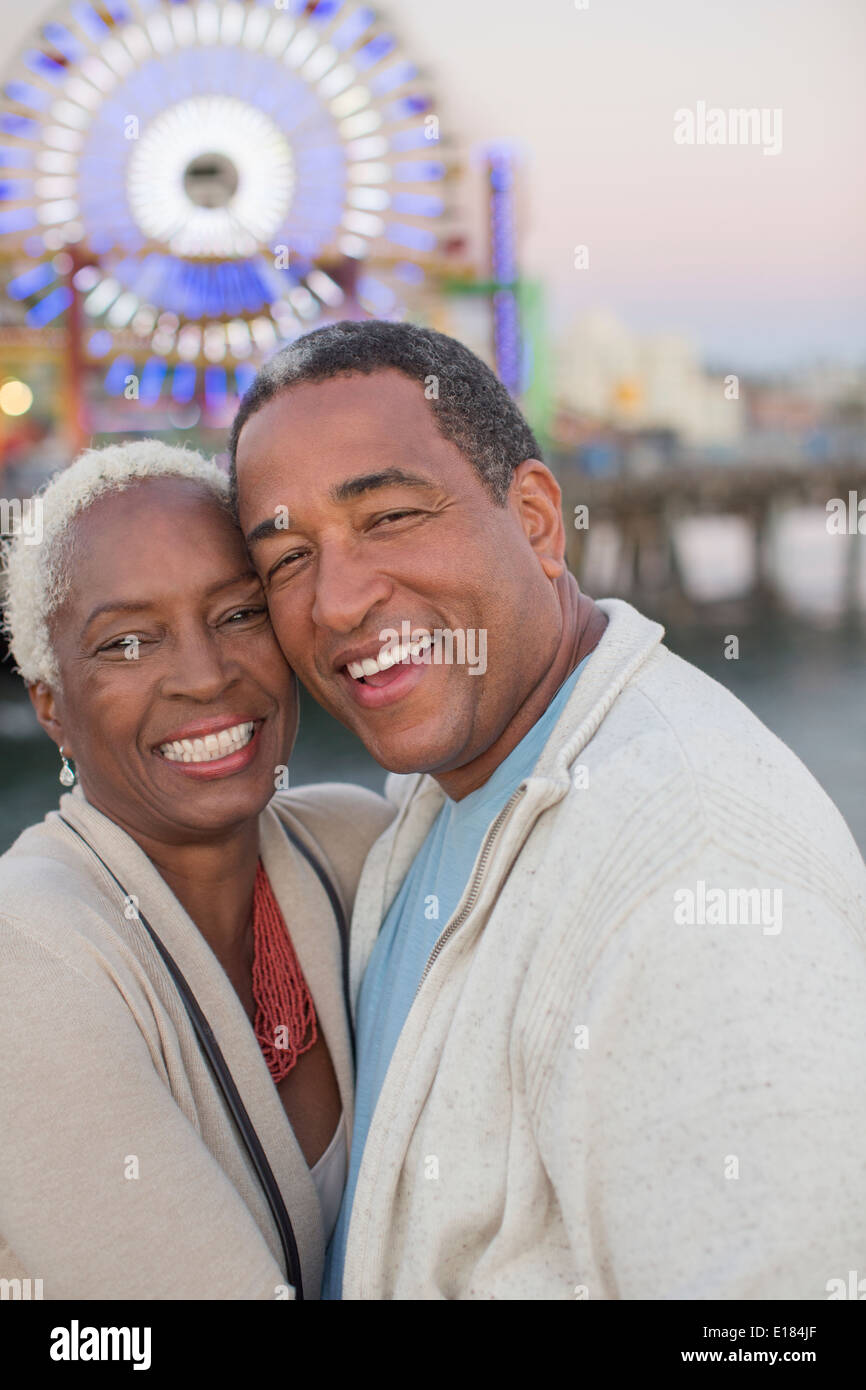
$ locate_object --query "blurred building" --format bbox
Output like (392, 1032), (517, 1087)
(553, 310), (743, 465)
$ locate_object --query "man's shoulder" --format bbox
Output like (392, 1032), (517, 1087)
(579, 642), (828, 800)
(544, 643), (864, 889)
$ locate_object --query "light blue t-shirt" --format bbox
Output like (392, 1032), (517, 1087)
(322, 655), (591, 1298)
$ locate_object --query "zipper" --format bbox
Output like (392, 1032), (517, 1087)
(412, 785), (526, 1001)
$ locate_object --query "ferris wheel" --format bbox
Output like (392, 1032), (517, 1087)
(0, 0), (451, 409)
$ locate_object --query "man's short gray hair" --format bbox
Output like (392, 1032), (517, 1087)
(1, 440), (229, 687)
(228, 319), (542, 508)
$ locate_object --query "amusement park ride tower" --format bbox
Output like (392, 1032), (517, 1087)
(0, 0), (547, 467)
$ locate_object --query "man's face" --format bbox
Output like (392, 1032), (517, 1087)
(234, 369), (562, 776)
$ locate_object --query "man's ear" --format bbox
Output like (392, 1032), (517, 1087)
(509, 459), (566, 580)
(28, 681), (67, 753)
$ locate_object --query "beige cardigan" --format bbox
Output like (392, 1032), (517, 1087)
(0, 781), (393, 1300)
(341, 599), (866, 1299)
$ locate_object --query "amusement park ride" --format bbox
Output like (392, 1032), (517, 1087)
(0, 0), (547, 468)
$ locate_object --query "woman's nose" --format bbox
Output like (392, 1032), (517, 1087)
(160, 632), (239, 702)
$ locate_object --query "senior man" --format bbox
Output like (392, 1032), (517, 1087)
(230, 320), (866, 1301)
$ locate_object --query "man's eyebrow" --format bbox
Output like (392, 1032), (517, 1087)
(245, 469), (437, 546)
(329, 468), (437, 503)
(82, 573), (259, 630)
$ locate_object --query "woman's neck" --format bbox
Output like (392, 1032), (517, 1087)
(83, 789), (261, 959)
(146, 825), (260, 959)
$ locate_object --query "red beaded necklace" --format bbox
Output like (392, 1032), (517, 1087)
(251, 859), (317, 1084)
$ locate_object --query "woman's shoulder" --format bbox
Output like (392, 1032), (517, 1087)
(270, 780), (395, 842)
(265, 781), (396, 911)
(0, 815), (126, 976)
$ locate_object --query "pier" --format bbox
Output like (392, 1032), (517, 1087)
(560, 460), (866, 616)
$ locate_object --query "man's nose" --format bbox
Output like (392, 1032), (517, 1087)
(311, 541), (393, 635)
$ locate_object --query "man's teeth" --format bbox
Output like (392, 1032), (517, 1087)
(158, 721), (256, 763)
(347, 633), (432, 680)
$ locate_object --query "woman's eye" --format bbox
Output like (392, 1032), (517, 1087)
(99, 634), (143, 654)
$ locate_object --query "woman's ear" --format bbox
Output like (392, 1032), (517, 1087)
(28, 681), (66, 753)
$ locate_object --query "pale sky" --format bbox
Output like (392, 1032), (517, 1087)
(3, 0), (864, 370)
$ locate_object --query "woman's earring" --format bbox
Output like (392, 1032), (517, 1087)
(59, 746), (76, 787)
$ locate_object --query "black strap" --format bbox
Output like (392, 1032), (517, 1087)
(278, 819), (355, 1064)
(58, 816), (305, 1300)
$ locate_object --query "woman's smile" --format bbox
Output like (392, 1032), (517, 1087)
(154, 715), (265, 779)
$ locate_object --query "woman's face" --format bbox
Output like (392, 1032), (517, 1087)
(32, 475), (298, 845)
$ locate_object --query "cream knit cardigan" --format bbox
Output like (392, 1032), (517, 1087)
(0, 782), (393, 1300)
(341, 598), (866, 1300)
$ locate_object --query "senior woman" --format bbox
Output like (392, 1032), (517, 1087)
(0, 440), (392, 1300)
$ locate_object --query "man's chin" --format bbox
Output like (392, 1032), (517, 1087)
(350, 720), (467, 780)
(307, 677), (471, 776)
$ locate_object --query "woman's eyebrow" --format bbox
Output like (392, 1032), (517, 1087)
(82, 600), (153, 633)
(82, 573), (259, 631)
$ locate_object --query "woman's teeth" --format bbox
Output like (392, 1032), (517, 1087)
(347, 633), (432, 681)
(158, 721), (256, 763)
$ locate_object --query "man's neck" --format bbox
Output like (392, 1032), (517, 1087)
(436, 579), (608, 802)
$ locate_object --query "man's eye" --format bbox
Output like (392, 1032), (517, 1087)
(376, 509), (420, 525)
(269, 551), (306, 578)
(225, 606), (266, 624)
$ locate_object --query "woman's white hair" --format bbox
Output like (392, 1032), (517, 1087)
(1, 439), (230, 688)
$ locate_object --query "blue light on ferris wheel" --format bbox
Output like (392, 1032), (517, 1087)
(87, 331), (112, 358)
(72, 3), (110, 41)
(357, 275), (396, 315)
(41, 24), (86, 63)
(171, 363), (197, 405)
(308, 0), (343, 21)
(331, 7), (376, 51)
(104, 356), (135, 396)
(386, 223), (436, 252)
(7, 262), (55, 299)
(22, 53), (63, 85)
(139, 358), (168, 405)
(26, 286), (73, 325)
(387, 96), (431, 121)
(103, 1), (133, 22)
(355, 35), (396, 70)
(0, 147), (31, 168)
(371, 64), (417, 98)
(394, 162), (446, 182)
(4, 82), (47, 110)
(0, 113), (37, 138)
(205, 367), (227, 410)
(0, 207), (36, 234)
(235, 363), (257, 399)
(391, 194), (445, 218)
(393, 262), (425, 286)
(390, 127), (438, 151)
